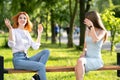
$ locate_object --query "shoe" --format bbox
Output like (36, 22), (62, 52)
(32, 74), (40, 80)
(32, 77), (35, 80)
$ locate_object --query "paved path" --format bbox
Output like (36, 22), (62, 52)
(58, 32), (120, 51)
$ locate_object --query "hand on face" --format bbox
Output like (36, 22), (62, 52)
(4, 18), (12, 29)
(84, 18), (93, 28)
(38, 24), (43, 33)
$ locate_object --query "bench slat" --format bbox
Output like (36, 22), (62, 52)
(98, 65), (120, 70)
(4, 65), (120, 73)
(4, 66), (74, 73)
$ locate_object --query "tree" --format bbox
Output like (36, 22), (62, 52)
(78, 0), (92, 50)
(67, 0), (78, 47)
(43, 0), (69, 44)
(0, 0), (13, 31)
(101, 9), (120, 53)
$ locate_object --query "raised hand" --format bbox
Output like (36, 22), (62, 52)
(4, 18), (12, 29)
(38, 24), (43, 33)
(84, 18), (93, 28)
(36, 24), (43, 43)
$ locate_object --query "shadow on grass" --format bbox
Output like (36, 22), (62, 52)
(40, 43), (80, 50)
(60, 72), (75, 80)
(40, 43), (67, 49)
(49, 56), (78, 61)
(29, 43), (81, 53)
(48, 72), (75, 80)
(4, 58), (12, 63)
(107, 62), (117, 65)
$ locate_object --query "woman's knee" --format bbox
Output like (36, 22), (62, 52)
(78, 58), (84, 64)
(39, 63), (45, 67)
(76, 58), (85, 68)
(37, 63), (46, 70)
(43, 49), (50, 55)
(75, 58), (85, 72)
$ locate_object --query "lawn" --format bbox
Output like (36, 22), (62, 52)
(0, 34), (120, 80)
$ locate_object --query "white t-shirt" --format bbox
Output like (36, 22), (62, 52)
(8, 28), (40, 53)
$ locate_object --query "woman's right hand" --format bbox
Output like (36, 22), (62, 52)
(84, 18), (93, 29)
(80, 54), (84, 58)
(80, 52), (86, 58)
(4, 18), (12, 30)
(38, 24), (43, 32)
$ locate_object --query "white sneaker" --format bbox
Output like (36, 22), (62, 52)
(32, 77), (35, 80)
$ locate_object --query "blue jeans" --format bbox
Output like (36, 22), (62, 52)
(13, 49), (50, 80)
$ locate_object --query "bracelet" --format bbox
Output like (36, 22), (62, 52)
(88, 25), (92, 30)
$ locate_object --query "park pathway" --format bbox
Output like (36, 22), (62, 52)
(58, 31), (120, 51)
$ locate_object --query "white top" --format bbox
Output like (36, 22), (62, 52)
(8, 28), (40, 53)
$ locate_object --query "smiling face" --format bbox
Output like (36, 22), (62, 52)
(18, 14), (27, 27)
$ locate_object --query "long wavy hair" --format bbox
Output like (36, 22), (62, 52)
(12, 12), (33, 32)
(85, 11), (107, 42)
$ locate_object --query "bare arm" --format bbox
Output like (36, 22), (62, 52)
(4, 18), (13, 41)
(80, 31), (87, 57)
(36, 24), (43, 43)
(84, 18), (106, 43)
(80, 42), (87, 58)
(90, 27), (106, 43)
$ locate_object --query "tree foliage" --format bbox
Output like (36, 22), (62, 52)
(1, 0), (120, 49)
(101, 9), (120, 52)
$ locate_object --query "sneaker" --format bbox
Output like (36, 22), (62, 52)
(32, 77), (35, 80)
(32, 74), (40, 80)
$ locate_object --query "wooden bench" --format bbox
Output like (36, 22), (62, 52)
(0, 65), (118, 80)
(3, 65), (120, 73)
(1, 54), (120, 80)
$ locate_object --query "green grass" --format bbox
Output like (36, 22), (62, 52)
(0, 34), (120, 80)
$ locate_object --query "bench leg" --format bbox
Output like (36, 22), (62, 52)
(117, 53), (120, 77)
(0, 56), (4, 80)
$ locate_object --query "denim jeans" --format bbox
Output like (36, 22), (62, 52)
(13, 49), (50, 80)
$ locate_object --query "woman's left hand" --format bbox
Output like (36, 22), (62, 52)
(37, 24), (43, 34)
(84, 18), (93, 29)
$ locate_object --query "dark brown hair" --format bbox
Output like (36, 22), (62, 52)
(85, 11), (107, 42)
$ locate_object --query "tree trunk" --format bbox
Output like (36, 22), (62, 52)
(85, 0), (91, 12)
(67, 0), (78, 47)
(79, 0), (86, 50)
(50, 10), (56, 44)
(45, 16), (48, 41)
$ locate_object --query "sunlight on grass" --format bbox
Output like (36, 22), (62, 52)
(0, 34), (120, 80)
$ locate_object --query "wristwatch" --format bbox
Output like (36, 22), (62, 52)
(88, 25), (92, 30)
